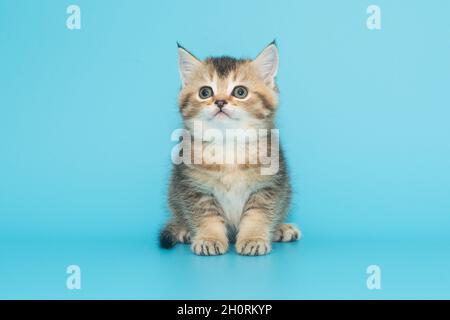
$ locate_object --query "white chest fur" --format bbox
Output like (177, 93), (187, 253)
(210, 170), (257, 229)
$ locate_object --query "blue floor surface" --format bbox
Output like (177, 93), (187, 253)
(1, 234), (448, 299)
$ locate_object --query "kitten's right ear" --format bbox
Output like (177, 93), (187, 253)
(177, 43), (201, 87)
(252, 41), (279, 88)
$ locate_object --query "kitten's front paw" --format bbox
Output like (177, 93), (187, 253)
(191, 238), (228, 256)
(273, 223), (301, 242)
(236, 238), (271, 256)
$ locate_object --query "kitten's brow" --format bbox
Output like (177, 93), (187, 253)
(207, 57), (244, 78)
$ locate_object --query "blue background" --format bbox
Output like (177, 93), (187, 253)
(1, 0), (449, 299)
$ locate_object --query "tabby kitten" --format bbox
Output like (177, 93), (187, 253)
(160, 42), (300, 256)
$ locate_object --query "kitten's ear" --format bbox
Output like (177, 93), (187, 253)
(252, 41), (279, 88)
(177, 43), (201, 86)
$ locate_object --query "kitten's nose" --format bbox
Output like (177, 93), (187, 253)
(215, 100), (228, 109)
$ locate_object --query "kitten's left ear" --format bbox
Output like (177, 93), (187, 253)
(177, 43), (201, 87)
(252, 41), (279, 88)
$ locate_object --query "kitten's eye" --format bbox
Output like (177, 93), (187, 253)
(232, 86), (248, 99)
(199, 86), (213, 99)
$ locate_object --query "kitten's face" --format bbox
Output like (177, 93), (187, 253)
(177, 44), (279, 132)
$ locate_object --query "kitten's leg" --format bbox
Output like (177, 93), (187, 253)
(177, 228), (192, 244)
(190, 196), (228, 256)
(191, 215), (228, 256)
(236, 184), (292, 256)
(272, 223), (301, 242)
(236, 208), (272, 256)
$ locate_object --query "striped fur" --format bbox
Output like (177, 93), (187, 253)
(160, 43), (300, 255)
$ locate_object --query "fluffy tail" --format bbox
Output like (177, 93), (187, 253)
(159, 222), (179, 249)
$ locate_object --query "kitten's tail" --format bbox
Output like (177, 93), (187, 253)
(159, 221), (183, 249)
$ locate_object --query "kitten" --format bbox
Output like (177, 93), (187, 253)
(160, 42), (301, 256)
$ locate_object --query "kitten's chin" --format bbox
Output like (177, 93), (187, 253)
(184, 114), (268, 133)
(206, 117), (238, 130)
(207, 117), (266, 132)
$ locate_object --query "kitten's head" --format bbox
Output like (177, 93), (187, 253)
(177, 42), (279, 132)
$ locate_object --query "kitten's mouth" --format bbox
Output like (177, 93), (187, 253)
(213, 110), (232, 119)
